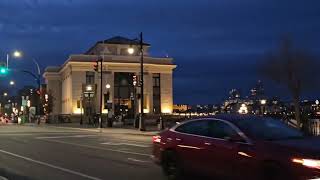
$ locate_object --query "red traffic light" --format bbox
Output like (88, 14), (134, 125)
(93, 60), (99, 72)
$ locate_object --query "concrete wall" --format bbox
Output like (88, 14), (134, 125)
(46, 79), (61, 115)
(71, 71), (86, 115)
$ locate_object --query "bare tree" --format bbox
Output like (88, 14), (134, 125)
(259, 38), (318, 128)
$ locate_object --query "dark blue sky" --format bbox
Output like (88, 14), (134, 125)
(0, 0), (319, 104)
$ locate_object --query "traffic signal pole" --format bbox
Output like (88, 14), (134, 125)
(139, 32), (146, 131)
(99, 57), (103, 128)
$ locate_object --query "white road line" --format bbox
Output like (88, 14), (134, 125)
(100, 142), (150, 148)
(0, 176), (8, 180)
(40, 139), (151, 157)
(36, 135), (98, 139)
(127, 158), (151, 163)
(0, 149), (102, 180)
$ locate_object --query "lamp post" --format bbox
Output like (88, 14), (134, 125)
(128, 32), (146, 131)
(10, 51), (41, 119)
(6, 50), (22, 69)
(105, 84), (112, 127)
(80, 95), (83, 125)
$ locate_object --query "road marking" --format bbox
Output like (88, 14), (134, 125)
(0, 176), (8, 180)
(100, 142), (150, 148)
(36, 135), (98, 139)
(0, 149), (102, 180)
(127, 158), (151, 163)
(40, 139), (151, 157)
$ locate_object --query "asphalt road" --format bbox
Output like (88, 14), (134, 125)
(0, 125), (165, 180)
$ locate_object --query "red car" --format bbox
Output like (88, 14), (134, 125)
(152, 114), (320, 180)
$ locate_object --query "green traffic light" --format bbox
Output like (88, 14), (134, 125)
(0, 67), (7, 74)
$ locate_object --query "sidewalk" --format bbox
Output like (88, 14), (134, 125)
(24, 123), (160, 136)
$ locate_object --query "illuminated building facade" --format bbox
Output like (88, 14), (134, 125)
(43, 36), (176, 119)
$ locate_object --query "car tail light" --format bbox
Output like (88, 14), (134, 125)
(152, 135), (161, 143)
(292, 158), (320, 169)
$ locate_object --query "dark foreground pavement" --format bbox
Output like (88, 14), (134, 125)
(0, 125), (165, 180)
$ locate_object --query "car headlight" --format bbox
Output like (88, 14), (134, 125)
(292, 158), (320, 169)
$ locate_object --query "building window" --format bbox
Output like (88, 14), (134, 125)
(153, 73), (161, 114)
(86, 71), (95, 84)
(77, 100), (81, 108)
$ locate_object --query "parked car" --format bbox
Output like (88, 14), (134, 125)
(152, 114), (320, 180)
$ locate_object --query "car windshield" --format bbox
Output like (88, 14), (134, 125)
(233, 117), (304, 141)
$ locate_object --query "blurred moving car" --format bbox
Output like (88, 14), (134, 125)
(152, 114), (320, 180)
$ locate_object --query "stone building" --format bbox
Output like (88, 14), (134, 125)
(43, 36), (176, 120)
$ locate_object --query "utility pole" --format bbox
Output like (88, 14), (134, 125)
(139, 32), (145, 131)
(99, 56), (103, 128)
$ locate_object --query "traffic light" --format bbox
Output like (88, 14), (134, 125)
(133, 75), (137, 86)
(94, 60), (99, 72)
(0, 63), (7, 75)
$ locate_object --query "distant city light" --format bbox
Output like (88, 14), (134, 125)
(316, 100), (319, 105)
(238, 104), (248, 114)
(106, 84), (111, 89)
(260, 99), (267, 105)
(9, 80), (15, 85)
(3, 92), (8, 96)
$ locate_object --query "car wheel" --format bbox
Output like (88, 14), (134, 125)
(260, 162), (288, 180)
(162, 150), (184, 180)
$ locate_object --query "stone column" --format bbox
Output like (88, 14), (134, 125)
(160, 73), (173, 114)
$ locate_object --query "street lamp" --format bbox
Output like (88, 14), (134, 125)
(128, 47), (135, 55)
(13, 51), (22, 58)
(3, 92), (8, 97)
(7, 50), (22, 69)
(8, 51), (42, 119)
(9, 80), (15, 86)
(86, 85), (92, 91)
(105, 83), (112, 127)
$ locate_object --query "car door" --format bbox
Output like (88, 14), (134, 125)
(174, 120), (211, 173)
(201, 120), (241, 177)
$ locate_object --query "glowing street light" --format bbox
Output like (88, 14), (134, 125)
(127, 47), (134, 55)
(9, 80), (15, 86)
(13, 50), (22, 58)
(3, 92), (8, 97)
(105, 84), (111, 89)
(86, 85), (92, 91)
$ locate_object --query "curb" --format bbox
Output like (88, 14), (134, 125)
(41, 125), (158, 136)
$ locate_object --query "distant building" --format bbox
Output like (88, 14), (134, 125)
(173, 104), (189, 113)
(250, 80), (264, 98)
(44, 36), (176, 120)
